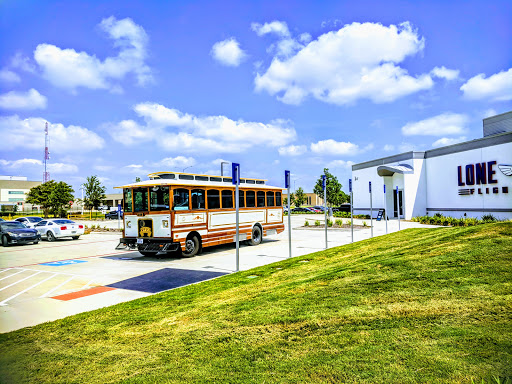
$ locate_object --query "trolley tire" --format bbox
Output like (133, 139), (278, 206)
(248, 226), (262, 246)
(182, 235), (200, 257)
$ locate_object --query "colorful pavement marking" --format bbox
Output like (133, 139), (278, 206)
(107, 268), (228, 293)
(51, 286), (116, 301)
(40, 260), (88, 266)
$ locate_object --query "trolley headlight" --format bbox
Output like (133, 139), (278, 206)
(162, 220), (169, 228)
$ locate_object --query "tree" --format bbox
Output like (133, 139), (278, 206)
(26, 180), (75, 217)
(313, 168), (349, 206)
(135, 177), (141, 182)
(83, 176), (107, 211)
(294, 187), (307, 207)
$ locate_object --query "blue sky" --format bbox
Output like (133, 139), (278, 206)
(1, 0), (511, 196)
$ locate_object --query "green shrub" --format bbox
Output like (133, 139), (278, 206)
(327, 219), (333, 227)
(481, 214), (497, 222)
(314, 220), (320, 226)
(362, 221), (367, 227)
(335, 219), (343, 226)
(304, 220), (309, 227)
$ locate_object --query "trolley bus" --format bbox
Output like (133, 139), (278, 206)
(116, 171), (285, 257)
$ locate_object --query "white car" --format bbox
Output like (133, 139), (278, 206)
(34, 219), (84, 241)
(14, 216), (43, 228)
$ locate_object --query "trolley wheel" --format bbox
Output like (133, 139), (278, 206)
(182, 235), (200, 257)
(248, 226), (262, 246)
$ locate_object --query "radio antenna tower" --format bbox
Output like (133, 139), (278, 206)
(43, 122), (50, 183)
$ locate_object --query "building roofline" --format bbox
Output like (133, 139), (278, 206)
(352, 132), (512, 171)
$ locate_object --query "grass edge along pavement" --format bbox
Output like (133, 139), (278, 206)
(0, 223), (511, 383)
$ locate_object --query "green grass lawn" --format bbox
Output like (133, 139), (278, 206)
(1, 223), (511, 383)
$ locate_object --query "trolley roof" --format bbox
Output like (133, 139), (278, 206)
(116, 171), (284, 190)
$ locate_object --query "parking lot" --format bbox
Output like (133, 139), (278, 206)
(0, 216), (431, 333)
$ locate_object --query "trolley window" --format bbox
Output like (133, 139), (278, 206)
(124, 189), (133, 212)
(191, 189), (205, 209)
(257, 191), (266, 207)
(208, 189), (220, 209)
(150, 186), (169, 211)
(238, 190), (245, 208)
(266, 191), (275, 207)
(173, 188), (189, 210)
(222, 190), (233, 209)
(246, 191), (255, 207)
(133, 187), (148, 212)
(275, 191), (282, 206)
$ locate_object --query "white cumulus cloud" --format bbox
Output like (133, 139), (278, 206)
(430, 66), (459, 80)
(106, 103), (296, 154)
(401, 113), (468, 136)
(460, 68), (512, 101)
(0, 69), (21, 83)
(211, 38), (247, 67)
(0, 89), (47, 110)
(34, 16), (152, 92)
(0, 158), (77, 173)
(310, 139), (360, 156)
(327, 159), (355, 169)
(278, 145), (307, 156)
(251, 21), (290, 37)
(0, 115), (105, 152)
(255, 21), (434, 105)
(432, 136), (467, 148)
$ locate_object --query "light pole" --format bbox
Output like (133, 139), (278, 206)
(182, 166), (193, 173)
(221, 161), (229, 176)
(80, 187), (84, 215)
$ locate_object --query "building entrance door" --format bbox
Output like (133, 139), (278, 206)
(393, 190), (404, 218)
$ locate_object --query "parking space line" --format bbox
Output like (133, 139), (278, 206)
(0, 271), (43, 292)
(0, 273), (59, 306)
(40, 276), (76, 298)
(80, 279), (95, 290)
(0, 269), (26, 281)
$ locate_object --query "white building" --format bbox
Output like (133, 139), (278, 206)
(0, 176), (42, 210)
(352, 111), (512, 220)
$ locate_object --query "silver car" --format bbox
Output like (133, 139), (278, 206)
(34, 219), (85, 241)
(14, 216), (43, 228)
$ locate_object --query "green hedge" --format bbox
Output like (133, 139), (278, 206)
(411, 213), (505, 226)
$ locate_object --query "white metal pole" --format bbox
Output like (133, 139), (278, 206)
(349, 178), (353, 243)
(81, 187), (84, 215)
(288, 184), (291, 258)
(384, 185), (388, 234)
(236, 178), (239, 272)
(323, 175), (327, 249)
(396, 186), (401, 231)
(369, 181), (373, 238)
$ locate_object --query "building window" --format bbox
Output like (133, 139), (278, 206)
(8, 198), (24, 202)
(8, 191), (24, 194)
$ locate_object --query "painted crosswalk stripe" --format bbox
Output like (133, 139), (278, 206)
(40, 276), (76, 298)
(0, 269), (26, 281)
(0, 271), (43, 292)
(0, 273), (58, 306)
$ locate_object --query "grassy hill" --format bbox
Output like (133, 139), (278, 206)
(1, 223), (511, 383)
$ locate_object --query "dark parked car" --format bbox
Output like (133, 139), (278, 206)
(105, 210), (123, 220)
(290, 207), (311, 213)
(0, 221), (40, 246)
